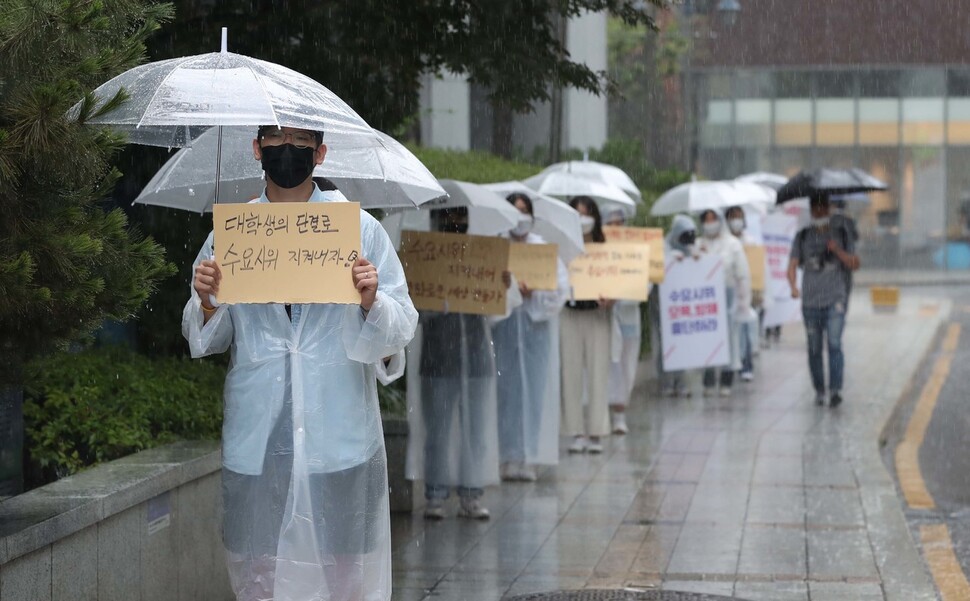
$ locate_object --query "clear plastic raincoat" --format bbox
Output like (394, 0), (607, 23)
(405, 286), (521, 499)
(182, 186), (417, 601)
(492, 232), (570, 467)
(697, 209), (752, 372)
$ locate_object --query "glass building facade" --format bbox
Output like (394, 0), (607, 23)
(691, 67), (970, 270)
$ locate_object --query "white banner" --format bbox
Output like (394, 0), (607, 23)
(659, 255), (730, 372)
(762, 213), (802, 328)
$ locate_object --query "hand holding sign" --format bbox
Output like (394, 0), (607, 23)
(352, 257), (378, 311)
(194, 259), (222, 311)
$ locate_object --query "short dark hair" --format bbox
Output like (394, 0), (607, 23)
(257, 125), (324, 147)
(505, 192), (534, 216)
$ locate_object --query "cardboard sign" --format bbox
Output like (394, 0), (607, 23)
(603, 226), (666, 284)
(658, 255), (730, 371)
(762, 213), (802, 327)
(508, 243), (559, 291)
(568, 242), (651, 302)
(399, 230), (511, 316)
(213, 202), (362, 304)
(744, 245), (767, 292)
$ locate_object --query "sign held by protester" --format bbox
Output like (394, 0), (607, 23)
(659, 255), (730, 371)
(508, 243), (559, 291)
(745, 245), (767, 292)
(213, 202), (362, 304)
(762, 213), (802, 327)
(568, 242), (651, 301)
(603, 225), (666, 284)
(399, 230), (511, 316)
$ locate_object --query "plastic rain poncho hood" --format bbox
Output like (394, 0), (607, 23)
(182, 184), (417, 601)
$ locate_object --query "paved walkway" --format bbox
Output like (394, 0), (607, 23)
(389, 290), (949, 601)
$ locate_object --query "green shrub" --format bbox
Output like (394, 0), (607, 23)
(23, 348), (225, 487)
(407, 145), (541, 184)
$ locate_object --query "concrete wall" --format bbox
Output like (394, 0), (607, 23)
(0, 442), (232, 601)
(419, 71), (471, 151)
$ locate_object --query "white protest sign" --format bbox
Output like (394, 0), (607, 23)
(659, 255), (730, 372)
(762, 213), (802, 328)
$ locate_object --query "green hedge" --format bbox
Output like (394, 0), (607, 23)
(22, 347), (407, 488)
(23, 348), (225, 487)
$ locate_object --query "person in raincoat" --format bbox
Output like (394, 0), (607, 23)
(603, 208), (645, 435)
(405, 207), (513, 520)
(184, 125), (418, 601)
(653, 214), (697, 397)
(492, 192), (569, 481)
(561, 196), (615, 454)
(725, 206), (761, 383)
(697, 208), (752, 397)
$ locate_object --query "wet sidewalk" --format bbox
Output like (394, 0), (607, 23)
(389, 290), (949, 601)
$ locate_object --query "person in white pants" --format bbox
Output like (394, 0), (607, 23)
(561, 196), (615, 454)
(603, 209), (647, 435)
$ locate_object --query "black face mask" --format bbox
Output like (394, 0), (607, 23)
(678, 230), (696, 247)
(260, 144), (316, 189)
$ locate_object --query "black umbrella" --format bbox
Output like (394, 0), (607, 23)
(776, 168), (888, 204)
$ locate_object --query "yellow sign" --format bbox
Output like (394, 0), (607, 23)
(745, 245), (767, 292)
(399, 230), (511, 316)
(603, 225), (666, 284)
(213, 202), (362, 304)
(508, 243), (559, 291)
(568, 242), (651, 302)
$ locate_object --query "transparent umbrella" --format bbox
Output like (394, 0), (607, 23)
(650, 180), (775, 216)
(74, 31), (378, 148)
(381, 179), (526, 248)
(483, 181), (585, 263)
(522, 171), (637, 217)
(70, 29), (387, 204)
(134, 126), (445, 211)
(539, 160), (642, 203)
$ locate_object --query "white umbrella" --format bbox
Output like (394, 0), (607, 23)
(483, 181), (585, 263)
(735, 172), (789, 191)
(381, 179), (525, 248)
(522, 171), (637, 217)
(540, 160), (642, 202)
(134, 126), (445, 211)
(650, 180), (775, 216)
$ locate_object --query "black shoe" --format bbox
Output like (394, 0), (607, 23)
(830, 393), (843, 408)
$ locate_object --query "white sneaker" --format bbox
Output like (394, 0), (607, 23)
(719, 386), (732, 397)
(611, 412), (628, 435)
(500, 462), (518, 481)
(740, 372), (754, 382)
(518, 465), (538, 482)
(568, 436), (588, 453)
(424, 499), (445, 520)
(703, 387), (715, 397)
(457, 498), (490, 520)
(587, 437), (604, 454)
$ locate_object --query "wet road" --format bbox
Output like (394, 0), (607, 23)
(883, 286), (970, 592)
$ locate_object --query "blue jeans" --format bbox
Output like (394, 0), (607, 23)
(802, 304), (846, 394)
(739, 322), (753, 374)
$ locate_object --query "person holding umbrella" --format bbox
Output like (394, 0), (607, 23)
(787, 193), (860, 407)
(185, 125), (418, 601)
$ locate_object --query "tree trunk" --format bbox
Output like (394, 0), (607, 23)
(491, 101), (514, 159)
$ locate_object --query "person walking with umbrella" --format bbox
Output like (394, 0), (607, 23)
(787, 193), (860, 407)
(185, 125), (417, 601)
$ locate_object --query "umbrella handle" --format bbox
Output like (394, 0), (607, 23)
(214, 125), (223, 205)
